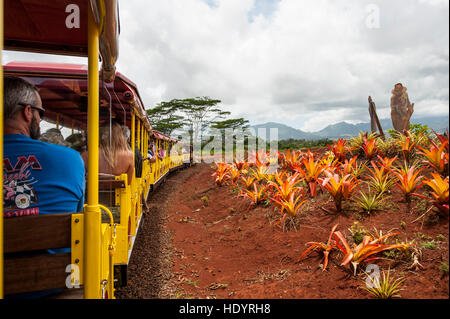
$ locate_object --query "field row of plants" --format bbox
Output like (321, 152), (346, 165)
(211, 129), (449, 298)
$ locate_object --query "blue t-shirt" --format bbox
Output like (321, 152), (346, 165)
(3, 134), (85, 217)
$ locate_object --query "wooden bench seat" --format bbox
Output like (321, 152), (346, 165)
(4, 213), (77, 296)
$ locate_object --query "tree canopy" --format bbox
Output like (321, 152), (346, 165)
(147, 97), (249, 139)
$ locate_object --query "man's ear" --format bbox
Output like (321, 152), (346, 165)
(22, 105), (34, 124)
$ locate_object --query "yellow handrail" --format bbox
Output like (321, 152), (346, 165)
(98, 204), (114, 226)
(97, 204), (116, 257)
(84, 7), (102, 299)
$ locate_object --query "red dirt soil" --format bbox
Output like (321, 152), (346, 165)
(116, 163), (449, 299)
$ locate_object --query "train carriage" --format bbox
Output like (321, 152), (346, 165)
(149, 130), (183, 191)
(1, 0), (185, 299)
(1, 0), (121, 299)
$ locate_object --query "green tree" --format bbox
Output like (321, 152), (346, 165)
(211, 118), (250, 131)
(147, 97), (254, 162)
(146, 100), (185, 136)
(177, 97), (230, 143)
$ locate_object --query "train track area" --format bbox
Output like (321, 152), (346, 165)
(114, 165), (200, 299)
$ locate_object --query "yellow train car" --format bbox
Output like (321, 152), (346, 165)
(149, 130), (184, 191)
(1, 0), (124, 299)
(1, 1), (187, 299)
(1, 63), (188, 298)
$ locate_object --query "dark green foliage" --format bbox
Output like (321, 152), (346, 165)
(276, 138), (333, 151)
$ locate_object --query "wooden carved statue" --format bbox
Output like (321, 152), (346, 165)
(390, 83), (414, 132)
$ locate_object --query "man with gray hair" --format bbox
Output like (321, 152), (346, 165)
(3, 76), (85, 218)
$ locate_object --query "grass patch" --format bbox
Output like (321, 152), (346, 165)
(421, 240), (438, 250)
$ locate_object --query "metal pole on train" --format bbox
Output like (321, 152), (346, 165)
(85, 6), (102, 299)
(137, 118), (141, 158)
(130, 111), (136, 232)
(0, 0), (4, 300)
(131, 111), (135, 163)
(140, 121), (144, 156)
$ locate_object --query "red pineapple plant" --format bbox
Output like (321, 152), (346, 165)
(389, 163), (424, 202)
(319, 169), (360, 212)
(365, 156), (397, 195)
(227, 166), (241, 186)
(239, 182), (270, 210)
(296, 224), (339, 271)
(240, 175), (256, 190)
(417, 139), (449, 177)
(212, 162), (231, 186)
(268, 171), (306, 231)
(281, 150), (303, 171)
(271, 189), (307, 231)
(399, 135), (416, 165)
(249, 150), (272, 168)
(251, 164), (270, 183)
(328, 139), (353, 163)
(362, 135), (381, 160)
(333, 231), (410, 275)
(433, 129), (449, 153)
(269, 171), (302, 202)
(365, 157), (394, 181)
(294, 151), (326, 197)
(377, 156), (398, 170)
(233, 160), (247, 172)
(414, 173), (449, 216)
(337, 156), (358, 176)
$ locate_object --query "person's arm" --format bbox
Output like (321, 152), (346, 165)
(77, 184), (85, 212)
(146, 151), (156, 163)
(158, 149), (165, 159)
(148, 146), (157, 163)
(81, 150), (88, 171)
(75, 152), (86, 212)
(126, 151), (135, 185)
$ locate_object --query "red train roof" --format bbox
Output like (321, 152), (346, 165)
(151, 130), (180, 143)
(4, 61), (150, 132)
(4, 0), (120, 82)
(4, 0), (89, 56)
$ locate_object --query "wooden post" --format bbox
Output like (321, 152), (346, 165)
(368, 96), (377, 133)
(368, 96), (385, 139)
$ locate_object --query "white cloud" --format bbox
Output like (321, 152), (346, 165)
(3, 0), (448, 132)
(116, 0), (448, 131)
(418, 0), (449, 6)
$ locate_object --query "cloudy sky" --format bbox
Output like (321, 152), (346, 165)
(3, 0), (449, 132)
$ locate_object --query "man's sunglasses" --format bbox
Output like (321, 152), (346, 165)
(18, 103), (46, 118)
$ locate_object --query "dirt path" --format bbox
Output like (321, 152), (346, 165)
(114, 165), (203, 298)
(116, 163), (449, 299)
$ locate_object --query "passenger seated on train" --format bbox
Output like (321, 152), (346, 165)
(65, 132), (86, 153)
(39, 128), (69, 147)
(157, 146), (166, 160)
(82, 121), (134, 185)
(3, 76), (86, 217)
(123, 125), (143, 178)
(146, 137), (157, 164)
(123, 126), (149, 211)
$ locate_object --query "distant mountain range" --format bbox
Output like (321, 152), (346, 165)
(252, 116), (449, 141)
